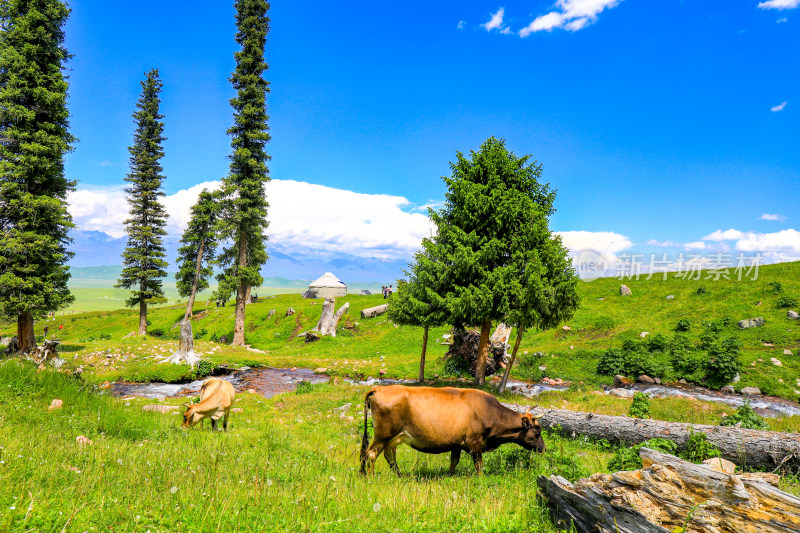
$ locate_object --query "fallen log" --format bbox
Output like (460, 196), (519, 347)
(312, 298), (349, 337)
(504, 404), (800, 469)
(360, 304), (388, 319)
(538, 447), (800, 533)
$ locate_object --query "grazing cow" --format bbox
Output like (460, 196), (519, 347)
(182, 378), (236, 431)
(360, 385), (544, 476)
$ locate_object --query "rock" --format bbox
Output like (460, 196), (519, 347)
(654, 377), (661, 384)
(442, 334), (452, 340)
(720, 385), (735, 394)
(737, 317), (766, 329)
(142, 405), (180, 413)
(314, 367), (328, 374)
(247, 388), (256, 394)
(231, 408), (244, 413)
(701, 457), (736, 474)
(305, 331), (320, 343)
(637, 375), (655, 384)
(0, 337), (10, 346)
(75, 435), (93, 446)
(784, 349), (793, 356)
(48, 399), (63, 410)
(771, 358), (783, 367)
(608, 388), (635, 399)
(741, 386), (762, 395)
(614, 375), (633, 387)
(788, 310), (799, 319)
(562, 325), (571, 332)
(379, 369), (386, 376)
(678, 379), (687, 384)
(99, 381), (112, 390)
(763, 342), (775, 347)
(285, 307), (295, 317)
(639, 331), (650, 338)
(597, 297), (605, 301)
(732, 373), (740, 383)
(538, 365), (547, 371)
(620, 284), (632, 296)
(756, 301), (762, 306)
(665, 295), (675, 300)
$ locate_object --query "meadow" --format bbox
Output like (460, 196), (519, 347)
(2, 262), (800, 531)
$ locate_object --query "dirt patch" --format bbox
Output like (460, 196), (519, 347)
(290, 316), (303, 339)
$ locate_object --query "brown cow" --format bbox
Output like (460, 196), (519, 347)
(359, 385), (544, 476)
(182, 378), (236, 431)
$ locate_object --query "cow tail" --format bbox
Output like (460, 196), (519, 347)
(360, 388), (377, 473)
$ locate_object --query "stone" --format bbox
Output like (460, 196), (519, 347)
(620, 284), (632, 296)
(741, 386), (762, 395)
(0, 337), (10, 346)
(637, 375), (655, 384)
(784, 349), (793, 356)
(732, 373), (741, 383)
(654, 378), (661, 385)
(285, 307), (295, 317)
(75, 435), (93, 446)
(720, 385), (736, 394)
(538, 365), (547, 371)
(639, 331), (650, 338)
(247, 388), (256, 394)
(771, 358), (783, 367)
(701, 457), (736, 474)
(442, 334), (452, 340)
(608, 388), (635, 399)
(562, 326), (571, 332)
(678, 379), (687, 384)
(314, 367), (328, 374)
(232, 408), (244, 413)
(665, 295), (675, 300)
(142, 405), (180, 413)
(788, 310), (799, 320)
(737, 317), (766, 329)
(597, 297), (605, 301)
(99, 381), (112, 390)
(379, 369), (386, 376)
(48, 399), (63, 410)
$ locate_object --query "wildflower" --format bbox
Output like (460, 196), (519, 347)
(372, 503), (381, 513)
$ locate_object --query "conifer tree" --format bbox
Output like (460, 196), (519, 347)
(176, 189), (218, 320)
(429, 136), (558, 386)
(387, 248), (447, 382)
(116, 69), (168, 336)
(216, 0), (271, 346)
(0, 0), (76, 353)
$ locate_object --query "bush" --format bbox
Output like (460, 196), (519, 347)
(675, 318), (691, 332)
(776, 296), (798, 309)
(189, 359), (216, 380)
(597, 348), (625, 376)
(194, 327), (208, 340)
(683, 430), (720, 462)
(705, 337), (741, 388)
(647, 333), (669, 353)
(515, 351), (545, 381)
(608, 438), (677, 471)
(720, 400), (768, 430)
(766, 281), (783, 294)
(295, 380), (313, 394)
(695, 286), (708, 295)
(628, 392), (651, 419)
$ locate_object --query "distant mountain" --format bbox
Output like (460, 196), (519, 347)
(68, 230), (410, 284)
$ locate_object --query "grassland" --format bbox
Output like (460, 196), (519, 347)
(2, 262), (800, 531)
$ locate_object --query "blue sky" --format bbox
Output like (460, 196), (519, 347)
(63, 0), (799, 271)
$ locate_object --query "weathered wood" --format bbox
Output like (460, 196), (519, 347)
(360, 304), (388, 319)
(504, 404), (800, 469)
(538, 448), (800, 533)
(312, 298), (349, 337)
(490, 323), (513, 345)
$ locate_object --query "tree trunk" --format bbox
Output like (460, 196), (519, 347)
(312, 298), (349, 337)
(475, 319), (491, 386)
(17, 311), (36, 354)
(232, 236), (247, 346)
(419, 326), (429, 382)
(499, 327), (524, 394)
(504, 404), (800, 470)
(138, 298), (147, 336)
(539, 447), (800, 533)
(165, 317), (200, 366)
(360, 304), (388, 318)
(184, 237), (205, 320)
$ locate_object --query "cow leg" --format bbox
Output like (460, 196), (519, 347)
(362, 441), (385, 476)
(211, 418), (217, 431)
(223, 412), (229, 431)
(384, 446), (401, 477)
(449, 449), (462, 474)
(471, 452), (484, 475)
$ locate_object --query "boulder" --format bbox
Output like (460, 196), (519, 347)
(701, 457), (736, 474)
(620, 284), (632, 296)
(720, 385), (736, 394)
(665, 295), (675, 300)
(562, 325), (571, 332)
(654, 378), (661, 385)
(608, 388), (635, 398)
(75, 435), (93, 446)
(741, 386), (762, 395)
(788, 310), (799, 320)
(637, 375), (655, 384)
(314, 367), (328, 374)
(771, 358), (783, 367)
(614, 375), (633, 387)
(785, 349), (794, 356)
(0, 337), (10, 346)
(231, 408), (244, 413)
(732, 373), (741, 383)
(285, 307), (295, 317)
(639, 331), (650, 338)
(48, 399), (63, 410)
(737, 317), (765, 329)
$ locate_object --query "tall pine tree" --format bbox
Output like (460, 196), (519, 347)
(216, 0), (271, 346)
(0, 0), (76, 353)
(116, 69), (168, 335)
(176, 189), (218, 321)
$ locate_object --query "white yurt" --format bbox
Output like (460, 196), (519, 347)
(305, 272), (347, 298)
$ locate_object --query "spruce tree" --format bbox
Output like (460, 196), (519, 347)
(429, 136), (558, 385)
(216, 0), (271, 346)
(176, 189), (218, 320)
(116, 69), (168, 336)
(387, 248), (447, 382)
(0, 0), (76, 353)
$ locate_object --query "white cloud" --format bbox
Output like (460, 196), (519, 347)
(777, 17), (789, 21)
(99, 161), (114, 167)
(702, 228), (747, 241)
(771, 101), (788, 112)
(684, 241), (707, 250)
(735, 229), (800, 252)
(482, 8), (509, 32)
(645, 239), (682, 247)
(556, 230), (632, 255)
(67, 179), (435, 260)
(457, 20), (465, 29)
(761, 213), (786, 221)
(520, 0), (622, 37)
(758, 0), (800, 9)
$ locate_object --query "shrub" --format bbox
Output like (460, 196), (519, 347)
(194, 327), (208, 340)
(720, 401), (768, 430)
(189, 359), (216, 380)
(647, 333), (669, 353)
(705, 337), (741, 388)
(628, 392), (651, 419)
(597, 348), (625, 376)
(683, 430), (720, 462)
(766, 281), (783, 294)
(295, 380), (313, 394)
(776, 296), (798, 309)
(515, 351), (545, 381)
(624, 350), (660, 378)
(675, 318), (691, 332)
(149, 328), (165, 338)
(607, 438), (677, 471)
(695, 286), (708, 295)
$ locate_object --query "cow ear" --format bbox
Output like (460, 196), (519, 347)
(521, 414), (533, 429)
